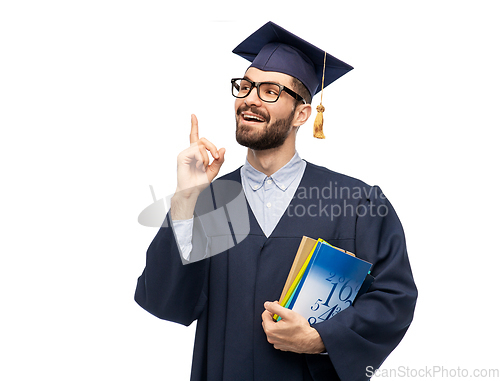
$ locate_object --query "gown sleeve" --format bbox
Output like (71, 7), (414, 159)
(134, 211), (209, 326)
(311, 186), (418, 381)
(134, 177), (246, 326)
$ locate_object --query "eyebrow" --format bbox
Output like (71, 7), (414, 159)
(242, 76), (281, 85)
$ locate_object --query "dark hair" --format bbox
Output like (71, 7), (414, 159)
(291, 77), (312, 105)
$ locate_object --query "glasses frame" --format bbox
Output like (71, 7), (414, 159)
(231, 77), (306, 104)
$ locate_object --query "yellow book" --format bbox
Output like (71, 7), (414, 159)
(273, 237), (318, 320)
(277, 236), (317, 304)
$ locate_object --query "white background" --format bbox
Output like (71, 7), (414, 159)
(1, 1), (499, 380)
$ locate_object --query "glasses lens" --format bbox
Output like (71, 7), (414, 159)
(258, 82), (281, 102)
(232, 79), (253, 98)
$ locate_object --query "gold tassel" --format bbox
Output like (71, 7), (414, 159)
(313, 51), (327, 139)
(313, 105), (325, 139)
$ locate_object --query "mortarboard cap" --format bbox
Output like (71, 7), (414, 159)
(232, 21), (353, 98)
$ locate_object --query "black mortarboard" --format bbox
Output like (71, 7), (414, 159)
(232, 21), (353, 98)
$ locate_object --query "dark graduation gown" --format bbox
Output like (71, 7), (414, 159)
(135, 161), (418, 381)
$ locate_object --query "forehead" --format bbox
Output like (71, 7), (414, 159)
(243, 67), (294, 87)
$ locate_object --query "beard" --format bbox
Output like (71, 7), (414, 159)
(235, 105), (295, 151)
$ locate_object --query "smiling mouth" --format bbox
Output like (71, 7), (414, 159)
(241, 112), (266, 123)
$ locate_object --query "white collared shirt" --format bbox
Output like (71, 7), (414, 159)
(240, 151), (306, 237)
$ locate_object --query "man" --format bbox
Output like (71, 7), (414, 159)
(135, 22), (417, 381)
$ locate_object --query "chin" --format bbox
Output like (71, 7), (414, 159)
(236, 128), (289, 151)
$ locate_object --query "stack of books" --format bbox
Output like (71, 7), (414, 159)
(274, 236), (374, 323)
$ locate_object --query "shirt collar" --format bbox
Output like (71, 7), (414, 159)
(241, 151), (304, 192)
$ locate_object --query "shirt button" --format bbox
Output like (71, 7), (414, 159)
(266, 179), (272, 184)
(253, 185), (259, 190)
(266, 202), (272, 208)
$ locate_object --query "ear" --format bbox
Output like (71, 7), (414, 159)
(293, 103), (312, 127)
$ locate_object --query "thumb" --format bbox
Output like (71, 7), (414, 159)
(206, 147), (226, 181)
(264, 301), (291, 320)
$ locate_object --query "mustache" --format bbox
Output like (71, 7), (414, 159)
(236, 105), (270, 122)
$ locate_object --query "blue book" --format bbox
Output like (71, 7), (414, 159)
(287, 241), (372, 325)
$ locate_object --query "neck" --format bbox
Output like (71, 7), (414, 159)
(245, 132), (297, 176)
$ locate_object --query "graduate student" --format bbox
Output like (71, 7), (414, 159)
(135, 21), (417, 381)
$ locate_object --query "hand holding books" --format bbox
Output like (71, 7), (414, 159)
(261, 301), (326, 354)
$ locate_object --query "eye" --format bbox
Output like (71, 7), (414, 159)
(239, 80), (253, 91)
(261, 83), (280, 97)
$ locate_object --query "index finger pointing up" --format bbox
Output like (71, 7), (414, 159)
(190, 114), (199, 144)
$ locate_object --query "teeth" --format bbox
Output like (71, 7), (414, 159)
(243, 114), (264, 122)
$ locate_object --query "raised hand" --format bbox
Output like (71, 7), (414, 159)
(171, 115), (225, 220)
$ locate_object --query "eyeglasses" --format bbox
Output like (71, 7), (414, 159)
(231, 78), (306, 104)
